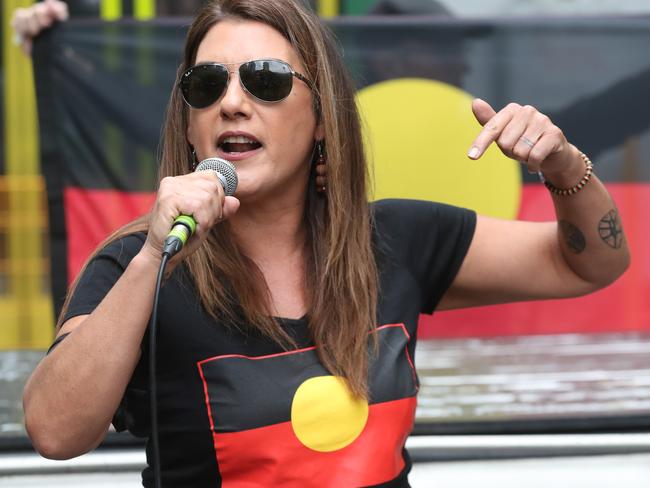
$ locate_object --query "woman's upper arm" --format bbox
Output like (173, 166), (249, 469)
(438, 215), (596, 310)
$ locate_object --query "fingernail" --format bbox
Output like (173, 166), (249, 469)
(468, 146), (480, 159)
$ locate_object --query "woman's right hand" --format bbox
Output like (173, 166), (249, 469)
(142, 171), (240, 266)
(11, 0), (68, 55)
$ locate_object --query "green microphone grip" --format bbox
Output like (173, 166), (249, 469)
(162, 215), (197, 257)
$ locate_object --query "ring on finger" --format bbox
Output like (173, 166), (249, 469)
(520, 135), (536, 148)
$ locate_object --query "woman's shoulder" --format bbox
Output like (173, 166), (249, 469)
(371, 198), (473, 225)
(95, 231), (147, 266)
(371, 198), (477, 255)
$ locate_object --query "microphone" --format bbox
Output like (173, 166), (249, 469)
(162, 157), (238, 257)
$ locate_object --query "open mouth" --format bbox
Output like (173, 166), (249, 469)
(218, 135), (262, 154)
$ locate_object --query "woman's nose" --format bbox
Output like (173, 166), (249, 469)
(219, 70), (251, 119)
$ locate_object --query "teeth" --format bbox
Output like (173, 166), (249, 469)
(221, 135), (258, 144)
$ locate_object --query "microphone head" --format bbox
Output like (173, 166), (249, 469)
(195, 157), (238, 196)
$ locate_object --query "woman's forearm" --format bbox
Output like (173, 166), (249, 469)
(23, 250), (161, 459)
(545, 145), (630, 286)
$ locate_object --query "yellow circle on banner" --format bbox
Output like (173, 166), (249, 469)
(356, 79), (521, 218)
(291, 376), (369, 452)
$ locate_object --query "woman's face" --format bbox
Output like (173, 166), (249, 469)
(186, 19), (322, 204)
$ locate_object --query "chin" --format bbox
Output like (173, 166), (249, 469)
(232, 182), (264, 202)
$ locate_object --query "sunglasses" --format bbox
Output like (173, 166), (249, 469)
(179, 58), (314, 109)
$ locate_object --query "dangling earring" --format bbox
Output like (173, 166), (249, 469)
(315, 140), (326, 194)
(190, 147), (199, 171)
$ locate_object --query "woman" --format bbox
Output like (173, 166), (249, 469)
(22, 0), (630, 486)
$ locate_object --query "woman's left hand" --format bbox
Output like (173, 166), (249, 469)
(467, 98), (575, 177)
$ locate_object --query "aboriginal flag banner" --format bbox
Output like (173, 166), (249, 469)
(33, 17), (650, 336)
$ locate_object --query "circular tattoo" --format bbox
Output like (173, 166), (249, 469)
(598, 209), (623, 249)
(559, 220), (586, 254)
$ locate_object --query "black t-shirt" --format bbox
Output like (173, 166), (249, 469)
(63, 199), (476, 487)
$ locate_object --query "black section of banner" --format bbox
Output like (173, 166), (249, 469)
(34, 21), (182, 192)
(33, 27), (69, 315)
(199, 324), (416, 433)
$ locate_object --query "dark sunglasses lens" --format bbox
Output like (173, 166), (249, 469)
(240, 60), (293, 102)
(180, 64), (228, 108)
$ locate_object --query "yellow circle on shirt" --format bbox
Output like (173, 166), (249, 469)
(356, 78), (521, 219)
(291, 376), (369, 452)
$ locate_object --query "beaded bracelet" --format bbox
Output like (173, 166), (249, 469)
(539, 151), (594, 196)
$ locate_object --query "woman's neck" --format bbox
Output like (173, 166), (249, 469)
(229, 197), (308, 262)
(229, 198), (309, 320)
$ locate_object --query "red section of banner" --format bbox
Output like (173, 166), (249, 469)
(420, 183), (650, 338)
(211, 397), (415, 487)
(64, 187), (155, 283)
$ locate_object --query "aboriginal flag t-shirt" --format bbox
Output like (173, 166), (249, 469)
(62, 199), (476, 487)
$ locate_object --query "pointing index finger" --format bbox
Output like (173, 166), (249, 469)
(468, 104), (518, 160)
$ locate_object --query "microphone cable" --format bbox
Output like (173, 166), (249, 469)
(149, 251), (169, 488)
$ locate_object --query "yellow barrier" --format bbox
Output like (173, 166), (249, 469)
(318, 0), (340, 17)
(101, 0), (122, 20)
(102, 0), (156, 20)
(3, 1), (54, 349)
(0, 176), (54, 350)
(134, 0), (155, 20)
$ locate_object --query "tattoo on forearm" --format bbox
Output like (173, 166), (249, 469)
(559, 220), (586, 254)
(598, 209), (624, 249)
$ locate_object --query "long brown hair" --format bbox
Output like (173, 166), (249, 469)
(60, 0), (378, 398)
